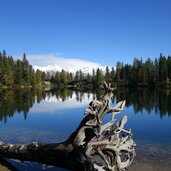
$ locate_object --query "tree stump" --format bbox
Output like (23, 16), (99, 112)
(0, 82), (136, 171)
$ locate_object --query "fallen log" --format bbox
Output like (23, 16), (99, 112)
(0, 82), (136, 171)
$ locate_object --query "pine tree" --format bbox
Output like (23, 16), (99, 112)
(75, 71), (79, 82)
(5, 58), (14, 87)
(144, 58), (154, 85)
(92, 69), (96, 85)
(35, 69), (42, 86)
(79, 69), (83, 84)
(86, 73), (91, 83)
(30, 69), (36, 86)
(60, 69), (68, 84)
(110, 67), (116, 85)
(55, 71), (61, 85)
(0, 52), (4, 85)
(105, 66), (111, 82)
(51, 76), (55, 83)
(158, 54), (168, 84)
(14, 60), (20, 84)
(167, 56), (171, 80)
(46, 72), (51, 82)
(96, 68), (104, 84)
(69, 72), (73, 82)
(153, 58), (159, 85)
(41, 72), (46, 84)
(116, 62), (122, 85)
(22, 53), (30, 85)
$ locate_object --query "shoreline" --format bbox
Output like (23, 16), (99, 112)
(1, 161), (171, 171)
(129, 160), (171, 171)
(0, 158), (19, 171)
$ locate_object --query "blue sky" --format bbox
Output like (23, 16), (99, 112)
(0, 0), (171, 67)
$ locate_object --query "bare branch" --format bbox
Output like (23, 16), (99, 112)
(0, 82), (136, 171)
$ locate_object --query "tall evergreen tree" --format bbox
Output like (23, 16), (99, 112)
(111, 67), (115, 83)
(5, 59), (14, 87)
(35, 69), (42, 85)
(167, 56), (171, 80)
(55, 71), (61, 85)
(60, 69), (68, 84)
(158, 54), (168, 84)
(105, 66), (111, 82)
(75, 71), (79, 82)
(96, 68), (104, 84)
(22, 53), (30, 85)
(92, 69), (96, 85)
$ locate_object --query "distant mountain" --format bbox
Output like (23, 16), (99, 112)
(33, 65), (112, 75)
(33, 65), (63, 73)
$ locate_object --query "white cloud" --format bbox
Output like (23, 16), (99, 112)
(25, 53), (102, 72)
(29, 92), (94, 113)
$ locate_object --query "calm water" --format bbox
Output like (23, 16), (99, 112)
(0, 88), (171, 170)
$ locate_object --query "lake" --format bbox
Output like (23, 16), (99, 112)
(0, 88), (171, 171)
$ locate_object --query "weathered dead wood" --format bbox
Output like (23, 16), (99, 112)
(0, 82), (136, 171)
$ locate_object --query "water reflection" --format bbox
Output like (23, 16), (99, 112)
(0, 89), (45, 123)
(0, 88), (171, 171)
(115, 88), (171, 118)
(30, 91), (95, 113)
(0, 88), (171, 123)
(0, 89), (98, 123)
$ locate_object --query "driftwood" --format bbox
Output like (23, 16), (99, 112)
(0, 82), (136, 171)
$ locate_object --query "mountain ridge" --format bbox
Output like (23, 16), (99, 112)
(33, 65), (112, 74)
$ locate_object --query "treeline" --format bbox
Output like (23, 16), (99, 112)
(52, 53), (171, 88)
(1, 50), (171, 89)
(0, 50), (109, 88)
(115, 53), (171, 87)
(50, 67), (113, 88)
(0, 50), (45, 88)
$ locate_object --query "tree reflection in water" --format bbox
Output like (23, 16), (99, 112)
(115, 88), (171, 118)
(0, 88), (171, 123)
